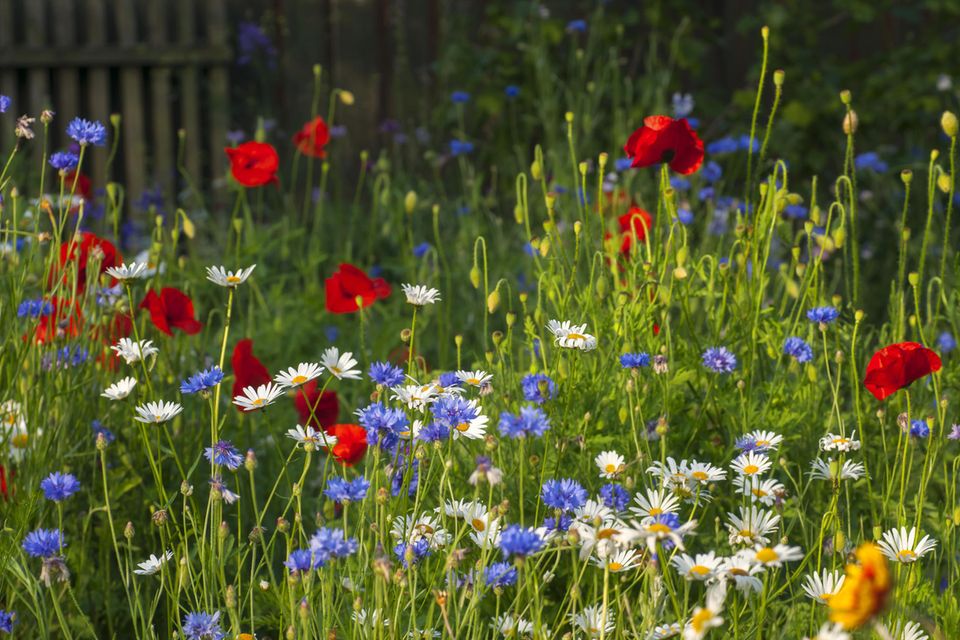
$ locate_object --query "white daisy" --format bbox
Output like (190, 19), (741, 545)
(391, 513), (451, 549)
(450, 402), (489, 440)
(134, 249), (164, 276)
(105, 262), (147, 281)
(718, 554), (765, 593)
(233, 383), (285, 412)
(274, 362), (324, 388)
(877, 526), (937, 564)
(621, 516), (697, 554)
(819, 432), (862, 452)
(687, 460), (727, 484)
(572, 517), (627, 561)
(630, 488), (680, 521)
(285, 424), (336, 448)
(321, 347), (361, 380)
(111, 338), (158, 364)
(206, 264), (256, 287)
(649, 623), (683, 640)
(133, 550), (174, 576)
(492, 615), (533, 638)
(2, 400), (26, 432)
(572, 604), (615, 638)
(589, 548), (642, 572)
(101, 377), (138, 401)
(392, 383), (440, 411)
(809, 458), (865, 482)
(743, 543), (804, 568)
(572, 499), (615, 526)
(683, 580), (726, 640)
(725, 506), (780, 546)
(671, 551), (722, 581)
(134, 400), (183, 424)
(546, 319), (597, 351)
(730, 451), (772, 477)
(801, 569), (845, 604)
(803, 623), (851, 640)
(891, 621), (929, 640)
(743, 429), (783, 451)
(401, 283), (441, 306)
(595, 450), (625, 478)
(352, 609), (390, 626)
(647, 457), (693, 493)
(732, 476), (785, 506)
(455, 370), (493, 387)
(7, 420), (36, 462)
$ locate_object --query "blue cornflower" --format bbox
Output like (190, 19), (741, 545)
(394, 538), (430, 567)
(499, 525), (543, 558)
(807, 306), (840, 325)
(737, 134), (759, 152)
(910, 420), (930, 439)
(783, 337), (813, 363)
(484, 561), (518, 588)
(521, 373), (557, 404)
(236, 21), (277, 66)
(676, 207), (694, 225)
(0, 95), (9, 113)
(417, 422), (450, 443)
(505, 85), (520, 99)
(182, 611), (225, 640)
(49, 151), (79, 172)
(92, 419), (115, 444)
(437, 371), (461, 389)
(451, 91), (471, 104)
(390, 456), (419, 497)
(324, 325), (340, 342)
(620, 352), (650, 369)
(948, 424), (960, 440)
(310, 527), (359, 563)
(706, 137), (738, 155)
(735, 435), (758, 452)
(599, 483), (629, 511)
(701, 160), (722, 183)
(672, 92), (694, 119)
(22, 529), (63, 558)
(854, 152), (888, 173)
(40, 472), (80, 502)
(669, 176), (690, 192)
(542, 513), (574, 533)
(181, 366), (224, 395)
(614, 157), (633, 172)
(66, 117), (107, 146)
(17, 298), (52, 318)
(784, 204), (808, 219)
(413, 242), (431, 258)
(937, 331), (956, 354)
(498, 405), (551, 439)
(431, 395), (480, 429)
(0, 609), (14, 633)
(357, 402), (409, 450)
(698, 186), (715, 201)
(449, 139), (474, 156)
(284, 549), (315, 574)
(566, 19), (587, 33)
(541, 478), (588, 512)
(48, 345), (88, 369)
(369, 361), (405, 387)
(324, 476), (370, 503)
(204, 440), (243, 470)
(702, 347), (737, 373)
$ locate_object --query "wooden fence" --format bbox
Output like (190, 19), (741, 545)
(0, 0), (231, 209)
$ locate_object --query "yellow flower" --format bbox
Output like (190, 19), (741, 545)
(827, 543), (891, 629)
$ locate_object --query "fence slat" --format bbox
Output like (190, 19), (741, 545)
(147, 0), (173, 193)
(116, 0), (146, 209)
(52, 0), (80, 153)
(85, 0), (110, 188)
(206, 0), (229, 205)
(0, 0), (19, 153)
(23, 0), (49, 159)
(177, 0), (201, 184)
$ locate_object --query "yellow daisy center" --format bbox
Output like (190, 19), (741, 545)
(604, 463), (618, 474)
(471, 518), (486, 532)
(566, 333), (586, 341)
(729, 567), (748, 577)
(607, 562), (623, 571)
(647, 523), (671, 534)
(897, 549), (916, 561)
(291, 375), (307, 385)
(690, 565), (711, 576)
(755, 547), (779, 563)
(251, 398), (263, 406)
(4, 414), (15, 425)
(752, 488), (768, 497)
(648, 507), (663, 516)
(12, 433), (29, 448)
(691, 608), (713, 632)
(691, 470), (708, 481)
(226, 275), (241, 284)
(743, 464), (760, 474)
(755, 439), (770, 447)
(832, 438), (849, 445)
(738, 528), (754, 538)
(455, 422), (470, 432)
(597, 528), (618, 539)
(466, 378), (480, 385)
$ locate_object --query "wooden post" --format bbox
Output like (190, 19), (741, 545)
(206, 0), (229, 209)
(0, 0), (19, 153)
(177, 0), (201, 185)
(24, 0), (49, 166)
(147, 0), (174, 194)
(116, 0), (146, 210)
(85, 0), (110, 188)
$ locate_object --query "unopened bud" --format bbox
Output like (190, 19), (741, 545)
(942, 111), (959, 138)
(843, 110), (858, 135)
(124, 521), (135, 540)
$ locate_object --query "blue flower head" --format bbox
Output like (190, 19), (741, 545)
(0, 609), (15, 633)
(236, 21), (277, 67)
(49, 151), (79, 172)
(543, 512), (574, 533)
(310, 527), (359, 564)
(40, 472), (80, 502)
(66, 118), (107, 146)
(92, 419), (115, 444)
(499, 525), (543, 558)
(284, 549), (316, 574)
(416, 421), (450, 443)
(390, 456), (419, 497)
(599, 483), (629, 511)
(620, 353), (650, 369)
(17, 298), (52, 318)
(784, 204), (808, 220)
(706, 137), (738, 155)
(737, 134), (759, 152)
(937, 331), (956, 354)
(394, 538), (430, 568)
(181, 367), (224, 395)
(182, 611), (225, 640)
(669, 176), (690, 192)
(357, 402), (409, 450)
(413, 242), (431, 258)
(735, 435), (758, 452)
(700, 160), (722, 183)
(521, 373), (557, 404)
(484, 561), (518, 588)
(702, 347), (737, 374)
(438, 371), (461, 389)
(449, 139), (474, 156)
(614, 157), (633, 172)
(676, 207), (694, 225)
(431, 395), (479, 430)
(204, 440), (243, 470)
(807, 306), (839, 325)
(498, 405), (551, 439)
(324, 476), (370, 503)
(450, 91), (471, 104)
(855, 152), (888, 173)
(541, 478), (588, 512)
(22, 528), (63, 558)
(783, 337), (813, 363)
(910, 419), (930, 439)
(505, 85), (520, 99)
(566, 19), (587, 33)
(368, 361), (405, 388)
(0, 95), (10, 113)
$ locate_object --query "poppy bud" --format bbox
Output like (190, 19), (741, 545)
(469, 265), (481, 289)
(901, 169), (913, 184)
(565, 111), (574, 124)
(598, 152), (608, 169)
(942, 111), (959, 138)
(226, 585), (236, 608)
(839, 90), (852, 105)
(454, 334), (463, 347)
(761, 25), (769, 39)
(505, 312), (516, 327)
(573, 220), (582, 236)
(773, 69), (785, 87)
(931, 149), (940, 162)
(578, 161), (587, 177)
(338, 90), (355, 105)
(404, 191), (417, 214)
(938, 174), (952, 193)
(530, 160), (542, 180)
(843, 110), (858, 135)
(908, 272), (920, 287)
(110, 113), (122, 128)
(514, 204), (523, 224)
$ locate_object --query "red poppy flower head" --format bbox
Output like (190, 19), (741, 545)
(327, 423), (368, 466)
(617, 206), (654, 255)
(624, 116), (704, 175)
(294, 381), (340, 430)
(50, 231), (119, 293)
(32, 296), (83, 344)
(225, 141), (279, 187)
(325, 263), (391, 314)
(864, 341), (942, 401)
(139, 287), (203, 336)
(231, 338), (272, 404)
(293, 116), (330, 158)
(65, 170), (93, 201)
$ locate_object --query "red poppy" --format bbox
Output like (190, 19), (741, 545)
(324, 263), (391, 314)
(863, 342), (942, 401)
(624, 116), (704, 175)
(33, 296), (83, 344)
(96, 313), (133, 370)
(294, 380), (339, 430)
(65, 170), (93, 201)
(231, 338), (272, 404)
(293, 116), (330, 158)
(615, 206), (654, 256)
(225, 141), (279, 187)
(49, 231), (119, 293)
(0, 465), (9, 500)
(326, 423), (367, 466)
(139, 287), (203, 336)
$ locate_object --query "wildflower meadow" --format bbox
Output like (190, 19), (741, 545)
(1, 8), (960, 640)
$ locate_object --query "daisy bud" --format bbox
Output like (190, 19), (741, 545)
(338, 90), (355, 105)
(491, 331), (504, 346)
(565, 111), (574, 124)
(773, 69), (785, 87)
(404, 191), (417, 214)
(530, 160), (542, 180)
(842, 110), (858, 135)
(249, 526), (265, 543)
(901, 169), (913, 184)
(598, 152), (608, 169)
(376, 487), (389, 505)
(839, 89), (852, 105)
(942, 111), (959, 138)
(485, 434), (497, 451)
(761, 25), (769, 39)
(124, 521), (135, 540)
(152, 509), (168, 527)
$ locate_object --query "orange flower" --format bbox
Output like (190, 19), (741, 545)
(828, 542), (891, 629)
